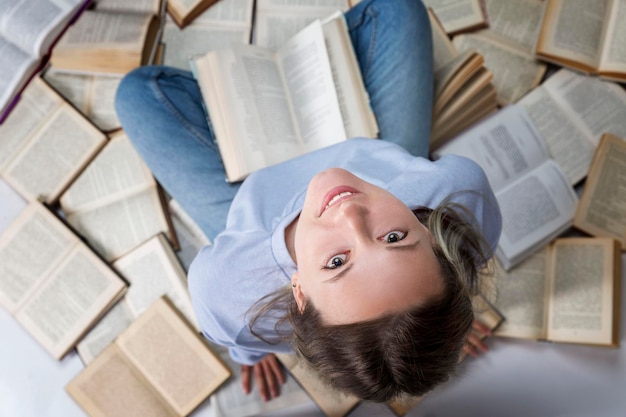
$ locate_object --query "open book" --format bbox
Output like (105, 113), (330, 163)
(452, 32), (546, 105)
(423, 0), (488, 36)
(161, 0), (253, 70)
(0, 77), (107, 204)
(482, 0), (545, 53)
(50, 0), (163, 74)
(517, 68), (626, 186)
(0, 202), (127, 359)
(43, 69), (122, 132)
(191, 12), (378, 182)
(0, 0), (90, 124)
(76, 234), (199, 363)
(428, 8), (498, 149)
(434, 104), (578, 270)
(494, 237), (621, 347)
(448, 0), (546, 107)
(66, 296), (231, 417)
(535, 0), (626, 82)
(59, 131), (178, 262)
(574, 133), (626, 248)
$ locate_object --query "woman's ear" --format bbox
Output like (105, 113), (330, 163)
(291, 272), (305, 313)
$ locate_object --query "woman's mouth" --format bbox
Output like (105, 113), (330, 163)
(320, 186), (359, 216)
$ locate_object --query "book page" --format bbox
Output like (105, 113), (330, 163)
(493, 251), (549, 339)
(210, 345), (312, 417)
(518, 84), (594, 186)
(422, 0), (486, 35)
(60, 132), (154, 213)
(66, 344), (178, 417)
(535, 0), (608, 70)
(0, 0), (85, 56)
(495, 160), (578, 270)
(112, 234), (199, 329)
(0, 77), (62, 170)
(321, 13), (378, 140)
(45, 71), (123, 132)
(214, 44), (302, 178)
(168, 199), (210, 271)
(93, 0), (162, 14)
(194, 0), (254, 26)
(15, 244), (126, 359)
(192, 50), (244, 181)
(254, 12), (323, 50)
(76, 299), (135, 364)
(540, 68), (626, 144)
(428, 8), (459, 72)
(547, 238), (619, 346)
(574, 133), (626, 246)
(117, 298), (231, 416)
(3, 105), (106, 204)
(482, 0), (544, 52)
(277, 19), (346, 151)
(65, 188), (170, 262)
(0, 203), (76, 313)
(599, 0), (626, 73)
(277, 353), (360, 417)
(452, 32), (546, 105)
(0, 39), (39, 129)
(57, 10), (150, 47)
(43, 70), (91, 115)
(0, 178), (27, 234)
(162, 18), (250, 70)
(434, 105), (551, 192)
(254, 0), (345, 49)
(87, 74), (123, 131)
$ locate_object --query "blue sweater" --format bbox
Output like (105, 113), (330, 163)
(188, 139), (502, 364)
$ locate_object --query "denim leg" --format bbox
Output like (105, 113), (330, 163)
(115, 1), (433, 239)
(114, 66), (240, 241)
(346, 0), (433, 158)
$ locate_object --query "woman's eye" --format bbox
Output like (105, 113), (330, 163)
(382, 231), (407, 243)
(325, 254), (347, 269)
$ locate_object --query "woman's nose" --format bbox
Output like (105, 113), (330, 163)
(337, 201), (369, 235)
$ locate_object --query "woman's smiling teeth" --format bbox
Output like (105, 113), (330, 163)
(326, 192), (354, 210)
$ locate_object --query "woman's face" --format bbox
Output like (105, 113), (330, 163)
(291, 168), (443, 325)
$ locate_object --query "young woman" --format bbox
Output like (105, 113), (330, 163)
(115, 0), (502, 404)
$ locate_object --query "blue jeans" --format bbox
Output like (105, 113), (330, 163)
(115, 0), (433, 241)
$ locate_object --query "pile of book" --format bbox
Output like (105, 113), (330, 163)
(1, 0), (626, 416)
(427, 0), (626, 351)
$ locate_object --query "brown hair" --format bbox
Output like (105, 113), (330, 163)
(249, 198), (492, 402)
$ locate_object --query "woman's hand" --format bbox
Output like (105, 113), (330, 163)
(241, 353), (286, 402)
(463, 319), (492, 357)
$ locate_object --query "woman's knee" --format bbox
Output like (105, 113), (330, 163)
(115, 66), (163, 122)
(352, 0), (428, 29)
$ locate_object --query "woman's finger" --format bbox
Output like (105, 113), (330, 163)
(241, 365), (252, 394)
